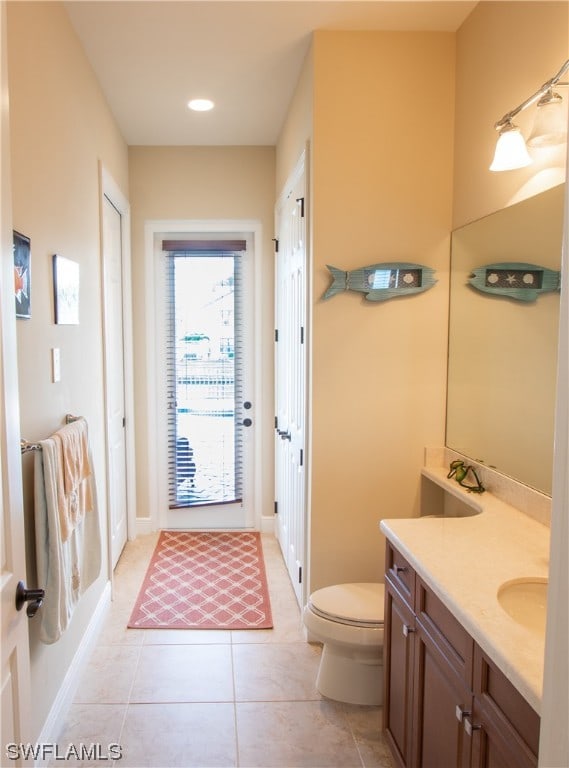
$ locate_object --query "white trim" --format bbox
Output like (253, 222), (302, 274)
(99, 165), (137, 571)
(259, 515), (275, 534)
(34, 583), (112, 767)
(274, 148), (310, 606)
(135, 517), (156, 537)
(144, 219), (264, 531)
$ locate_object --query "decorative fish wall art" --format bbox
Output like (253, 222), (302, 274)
(322, 262), (437, 302)
(469, 262), (561, 302)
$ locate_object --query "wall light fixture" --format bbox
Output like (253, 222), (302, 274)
(490, 59), (569, 172)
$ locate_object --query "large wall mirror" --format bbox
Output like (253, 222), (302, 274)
(446, 184), (565, 495)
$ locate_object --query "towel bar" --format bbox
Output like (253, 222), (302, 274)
(20, 439), (42, 454)
(21, 414), (83, 453)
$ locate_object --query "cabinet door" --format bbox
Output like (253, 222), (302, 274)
(413, 620), (472, 768)
(470, 645), (539, 768)
(384, 578), (416, 768)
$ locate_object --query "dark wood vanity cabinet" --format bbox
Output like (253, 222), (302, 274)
(383, 541), (540, 768)
(470, 645), (540, 768)
(384, 576), (415, 765)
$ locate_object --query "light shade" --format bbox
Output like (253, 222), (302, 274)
(490, 123), (532, 172)
(527, 91), (567, 147)
(188, 99), (214, 112)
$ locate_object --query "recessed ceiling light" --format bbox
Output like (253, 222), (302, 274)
(188, 99), (214, 112)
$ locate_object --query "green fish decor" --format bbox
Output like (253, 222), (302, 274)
(322, 262), (437, 302)
(469, 262), (561, 302)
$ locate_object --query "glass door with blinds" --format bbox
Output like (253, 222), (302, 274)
(163, 239), (253, 529)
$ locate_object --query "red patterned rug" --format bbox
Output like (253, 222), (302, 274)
(128, 531), (273, 630)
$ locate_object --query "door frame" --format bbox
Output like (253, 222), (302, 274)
(274, 149), (310, 606)
(99, 165), (136, 574)
(143, 219), (264, 533)
(1, 0), (32, 751)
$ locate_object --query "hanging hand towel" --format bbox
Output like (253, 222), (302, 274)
(34, 425), (101, 644)
(53, 418), (94, 541)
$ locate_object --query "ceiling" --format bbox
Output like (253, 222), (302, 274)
(64, 1), (477, 146)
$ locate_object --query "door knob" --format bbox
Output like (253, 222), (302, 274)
(15, 580), (45, 618)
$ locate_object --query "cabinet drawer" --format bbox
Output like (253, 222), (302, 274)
(386, 542), (415, 608)
(416, 578), (473, 687)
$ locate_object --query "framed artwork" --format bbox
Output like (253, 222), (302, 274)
(13, 231), (31, 318)
(53, 254), (80, 324)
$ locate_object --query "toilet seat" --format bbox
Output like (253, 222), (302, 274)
(308, 583), (384, 628)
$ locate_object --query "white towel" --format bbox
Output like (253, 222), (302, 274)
(34, 433), (102, 644)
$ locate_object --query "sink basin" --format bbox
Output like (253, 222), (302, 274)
(497, 578), (548, 634)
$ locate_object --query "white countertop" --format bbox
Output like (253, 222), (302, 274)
(379, 466), (550, 715)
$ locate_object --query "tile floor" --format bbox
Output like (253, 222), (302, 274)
(52, 533), (394, 768)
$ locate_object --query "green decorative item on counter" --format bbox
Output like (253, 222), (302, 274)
(447, 459), (485, 494)
(322, 262), (437, 302)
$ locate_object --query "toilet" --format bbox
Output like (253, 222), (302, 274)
(302, 582), (385, 706)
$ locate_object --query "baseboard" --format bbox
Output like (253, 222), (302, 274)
(136, 516), (274, 536)
(259, 515), (275, 534)
(34, 581), (111, 767)
(135, 517), (157, 536)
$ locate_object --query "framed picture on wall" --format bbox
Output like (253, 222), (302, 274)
(13, 230), (31, 319)
(53, 254), (80, 325)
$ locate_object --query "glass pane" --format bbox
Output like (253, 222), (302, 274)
(171, 254), (241, 506)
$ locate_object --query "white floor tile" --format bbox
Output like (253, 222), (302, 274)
(53, 533), (393, 768)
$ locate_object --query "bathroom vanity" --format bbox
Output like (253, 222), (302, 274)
(380, 462), (550, 768)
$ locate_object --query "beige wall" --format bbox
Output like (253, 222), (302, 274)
(276, 4), (568, 595)
(275, 46), (313, 196)
(128, 146), (276, 523)
(7, 0), (128, 740)
(295, 31), (455, 591)
(453, 1), (568, 227)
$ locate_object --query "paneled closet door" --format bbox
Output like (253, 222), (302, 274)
(274, 151), (308, 607)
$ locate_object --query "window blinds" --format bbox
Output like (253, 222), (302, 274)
(163, 241), (246, 508)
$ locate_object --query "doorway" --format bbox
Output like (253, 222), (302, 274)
(100, 166), (135, 570)
(274, 151), (308, 606)
(147, 222), (259, 531)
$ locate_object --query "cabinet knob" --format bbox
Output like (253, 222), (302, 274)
(464, 718), (482, 736)
(395, 565), (408, 574)
(402, 624), (415, 638)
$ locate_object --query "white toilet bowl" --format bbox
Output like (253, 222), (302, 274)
(303, 582), (385, 706)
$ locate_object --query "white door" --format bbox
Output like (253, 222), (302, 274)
(160, 234), (255, 530)
(102, 193), (128, 568)
(275, 153), (308, 606)
(1, 3), (32, 758)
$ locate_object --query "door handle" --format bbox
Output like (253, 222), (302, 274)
(464, 717), (482, 736)
(15, 580), (45, 618)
